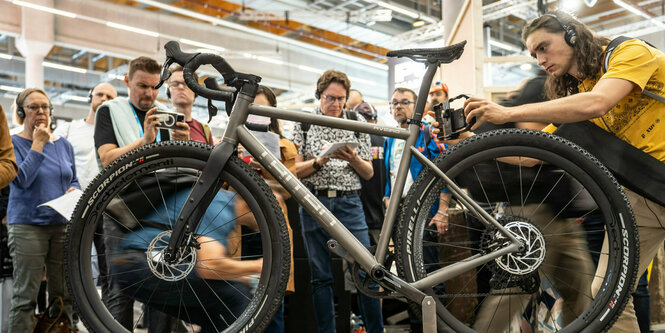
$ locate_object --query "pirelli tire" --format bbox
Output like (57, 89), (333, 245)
(66, 141), (291, 333)
(395, 129), (639, 332)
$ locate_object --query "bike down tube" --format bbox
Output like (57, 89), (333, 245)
(236, 126), (380, 272)
(164, 93), (254, 263)
(375, 61), (439, 265)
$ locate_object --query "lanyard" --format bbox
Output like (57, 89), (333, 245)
(130, 104), (161, 143)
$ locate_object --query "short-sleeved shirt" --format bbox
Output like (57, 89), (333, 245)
(188, 119), (214, 145)
(54, 119), (99, 190)
(94, 103), (171, 149)
(291, 108), (372, 191)
(574, 39), (665, 162)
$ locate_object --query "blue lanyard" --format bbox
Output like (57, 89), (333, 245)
(130, 104), (161, 143)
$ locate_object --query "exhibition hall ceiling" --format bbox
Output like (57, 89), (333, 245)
(0, 0), (664, 108)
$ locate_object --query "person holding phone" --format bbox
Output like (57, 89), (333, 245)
(167, 65), (214, 145)
(94, 56), (190, 169)
(93, 56), (189, 331)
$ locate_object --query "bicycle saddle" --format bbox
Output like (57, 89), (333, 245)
(387, 40), (466, 64)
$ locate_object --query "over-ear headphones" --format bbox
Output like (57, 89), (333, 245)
(87, 88), (93, 104)
(543, 13), (577, 46)
(16, 100), (25, 119)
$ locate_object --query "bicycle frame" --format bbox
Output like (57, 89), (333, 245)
(168, 59), (523, 300)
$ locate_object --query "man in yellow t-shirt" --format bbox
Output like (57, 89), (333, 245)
(464, 10), (665, 333)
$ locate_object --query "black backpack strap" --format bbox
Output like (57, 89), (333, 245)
(300, 122), (311, 149)
(344, 110), (362, 141)
(603, 37), (665, 104)
(602, 36), (633, 73)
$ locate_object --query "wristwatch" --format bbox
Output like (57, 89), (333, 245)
(312, 159), (322, 171)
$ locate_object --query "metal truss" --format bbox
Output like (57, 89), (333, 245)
(235, 8), (392, 23)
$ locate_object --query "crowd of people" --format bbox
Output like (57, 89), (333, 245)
(0, 10), (662, 333)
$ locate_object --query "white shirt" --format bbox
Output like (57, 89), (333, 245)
(54, 119), (100, 190)
(389, 139), (413, 197)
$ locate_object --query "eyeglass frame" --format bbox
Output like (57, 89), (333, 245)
(23, 104), (53, 112)
(390, 100), (415, 109)
(168, 80), (188, 89)
(321, 94), (346, 104)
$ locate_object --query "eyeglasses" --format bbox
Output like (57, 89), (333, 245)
(390, 100), (415, 108)
(322, 95), (346, 104)
(168, 81), (187, 89)
(24, 104), (53, 112)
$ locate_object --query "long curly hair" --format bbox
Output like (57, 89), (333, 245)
(522, 11), (610, 99)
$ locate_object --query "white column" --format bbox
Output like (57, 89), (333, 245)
(14, 0), (55, 89)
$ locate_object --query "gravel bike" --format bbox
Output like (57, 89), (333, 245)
(66, 40), (639, 332)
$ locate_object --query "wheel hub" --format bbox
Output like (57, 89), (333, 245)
(146, 230), (196, 281)
(492, 219), (546, 275)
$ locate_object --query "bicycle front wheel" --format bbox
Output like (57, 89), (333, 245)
(395, 129), (638, 332)
(66, 141), (291, 333)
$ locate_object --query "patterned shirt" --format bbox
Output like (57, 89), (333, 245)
(291, 108), (372, 191)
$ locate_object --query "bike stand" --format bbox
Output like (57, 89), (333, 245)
(422, 295), (436, 332)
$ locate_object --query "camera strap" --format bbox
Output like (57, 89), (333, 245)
(130, 104), (161, 143)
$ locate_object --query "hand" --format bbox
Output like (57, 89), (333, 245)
(141, 107), (160, 145)
(383, 197), (389, 209)
(429, 212), (449, 235)
(463, 97), (511, 130)
(32, 124), (50, 145)
(331, 145), (359, 162)
(172, 121), (190, 140)
(65, 187), (77, 194)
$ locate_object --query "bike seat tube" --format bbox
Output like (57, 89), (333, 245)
(376, 61), (439, 264)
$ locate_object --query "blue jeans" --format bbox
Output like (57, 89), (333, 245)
(7, 224), (72, 333)
(300, 193), (384, 333)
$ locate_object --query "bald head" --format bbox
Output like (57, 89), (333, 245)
(90, 83), (117, 113)
(346, 89), (363, 110)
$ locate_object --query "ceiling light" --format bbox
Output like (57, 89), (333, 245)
(106, 22), (160, 37)
(412, 19), (425, 27)
(12, 0), (77, 18)
(374, 0), (418, 19)
(520, 63), (533, 71)
(297, 65), (322, 74)
(560, 0), (580, 12)
(43, 61), (88, 73)
(180, 39), (226, 53)
(62, 95), (89, 102)
(488, 39), (522, 53)
(0, 85), (24, 93)
(0, 54), (12, 60)
(613, 0), (665, 27)
(256, 56), (284, 66)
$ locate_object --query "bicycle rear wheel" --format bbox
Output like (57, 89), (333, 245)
(66, 141), (290, 332)
(395, 129), (638, 332)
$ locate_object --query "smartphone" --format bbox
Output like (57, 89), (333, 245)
(154, 111), (185, 130)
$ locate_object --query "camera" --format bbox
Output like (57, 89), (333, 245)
(154, 111), (185, 130)
(432, 94), (475, 140)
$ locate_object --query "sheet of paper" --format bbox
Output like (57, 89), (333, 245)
(247, 130), (281, 159)
(38, 189), (83, 221)
(318, 142), (359, 158)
